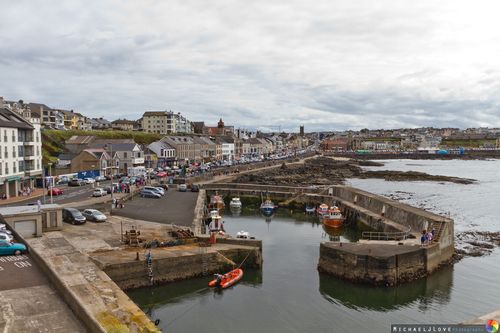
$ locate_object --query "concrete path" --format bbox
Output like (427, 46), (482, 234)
(25, 218), (161, 333)
(0, 253), (86, 333)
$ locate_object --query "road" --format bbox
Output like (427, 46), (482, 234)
(113, 189), (199, 227)
(0, 181), (115, 207)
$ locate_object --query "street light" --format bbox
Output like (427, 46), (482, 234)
(48, 163), (53, 204)
(105, 144), (114, 215)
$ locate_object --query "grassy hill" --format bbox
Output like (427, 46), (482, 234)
(42, 129), (162, 165)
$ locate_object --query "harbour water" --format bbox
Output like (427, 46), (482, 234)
(128, 160), (500, 333)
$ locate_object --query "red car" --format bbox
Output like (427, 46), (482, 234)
(47, 187), (64, 196)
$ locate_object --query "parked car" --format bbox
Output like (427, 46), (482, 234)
(103, 184), (118, 194)
(94, 175), (107, 182)
(157, 183), (169, 190)
(82, 209), (107, 222)
(47, 187), (64, 196)
(144, 186), (164, 196)
(68, 179), (85, 186)
(140, 190), (162, 199)
(92, 188), (107, 197)
(83, 178), (95, 184)
(178, 184), (187, 192)
(0, 241), (27, 255)
(0, 232), (14, 242)
(62, 208), (86, 225)
(191, 184), (200, 192)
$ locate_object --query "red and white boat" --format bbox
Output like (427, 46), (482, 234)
(321, 206), (344, 228)
(316, 203), (329, 216)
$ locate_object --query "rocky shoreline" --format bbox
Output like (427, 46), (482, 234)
(231, 157), (476, 186)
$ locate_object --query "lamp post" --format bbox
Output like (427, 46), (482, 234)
(48, 163), (53, 204)
(106, 144), (114, 215)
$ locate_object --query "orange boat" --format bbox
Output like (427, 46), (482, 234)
(321, 206), (344, 228)
(208, 268), (244, 289)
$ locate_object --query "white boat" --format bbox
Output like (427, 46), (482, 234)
(236, 230), (250, 239)
(230, 197), (242, 208)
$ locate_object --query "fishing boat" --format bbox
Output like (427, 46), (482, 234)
(229, 197), (242, 208)
(236, 230), (250, 239)
(305, 205), (316, 214)
(209, 193), (225, 211)
(260, 199), (276, 216)
(316, 203), (329, 216)
(208, 268), (244, 289)
(321, 206), (344, 228)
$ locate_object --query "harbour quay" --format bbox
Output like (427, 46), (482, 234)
(203, 182), (455, 286)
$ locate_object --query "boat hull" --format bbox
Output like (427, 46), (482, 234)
(322, 218), (343, 228)
(208, 268), (244, 289)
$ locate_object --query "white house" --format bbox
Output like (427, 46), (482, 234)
(0, 105), (43, 199)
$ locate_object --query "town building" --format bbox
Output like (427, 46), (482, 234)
(90, 118), (112, 130)
(111, 119), (135, 131)
(70, 149), (111, 174)
(0, 106), (43, 199)
(148, 141), (176, 168)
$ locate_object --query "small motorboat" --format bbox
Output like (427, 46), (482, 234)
(316, 203), (329, 216)
(208, 268), (244, 289)
(230, 197), (242, 208)
(305, 205), (316, 214)
(260, 199), (276, 216)
(321, 206), (344, 228)
(236, 230), (250, 239)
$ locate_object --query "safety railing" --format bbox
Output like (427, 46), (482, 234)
(362, 226), (411, 241)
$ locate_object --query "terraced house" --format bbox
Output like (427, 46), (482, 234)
(0, 103), (43, 199)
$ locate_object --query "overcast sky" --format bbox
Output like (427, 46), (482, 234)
(1, 0), (500, 132)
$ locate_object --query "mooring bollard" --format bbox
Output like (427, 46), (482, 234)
(136, 252), (139, 261)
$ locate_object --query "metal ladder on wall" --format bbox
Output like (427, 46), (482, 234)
(199, 243), (210, 276)
(146, 253), (154, 285)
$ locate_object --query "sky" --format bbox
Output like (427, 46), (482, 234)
(1, 0), (500, 132)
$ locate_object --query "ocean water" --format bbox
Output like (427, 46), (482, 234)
(128, 160), (500, 333)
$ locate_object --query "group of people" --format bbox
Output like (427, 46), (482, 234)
(420, 228), (436, 246)
(112, 197), (125, 209)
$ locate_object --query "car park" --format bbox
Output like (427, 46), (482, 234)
(62, 208), (87, 225)
(140, 189), (162, 199)
(47, 187), (64, 196)
(68, 178), (85, 186)
(178, 184), (187, 192)
(82, 209), (107, 222)
(92, 188), (107, 197)
(0, 241), (27, 255)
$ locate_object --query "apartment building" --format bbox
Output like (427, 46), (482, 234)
(0, 107), (43, 199)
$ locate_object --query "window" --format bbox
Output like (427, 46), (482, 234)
(0, 162), (2, 175)
(124, 152), (128, 158)
(37, 159), (40, 170)
(13, 162), (16, 173)
(12, 130), (15, 142)
(36, 146), (39, 156)
(5, 163), (8, 174)
(4, 148), (7, 158)
(3, 130), (7, 142)
(18, 161), (24, 172)
(36, 132), (39, 142)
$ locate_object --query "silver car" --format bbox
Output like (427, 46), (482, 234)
(82, 209), (107, 222)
